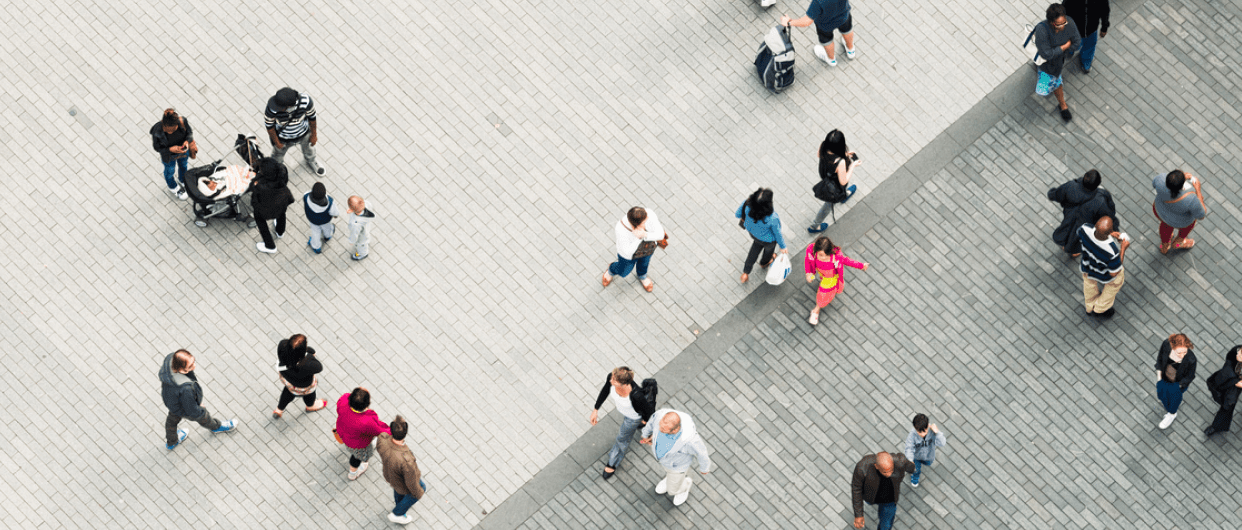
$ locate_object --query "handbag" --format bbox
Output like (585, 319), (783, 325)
(632, 240), (658, 259)
(332, 428), (344, 444)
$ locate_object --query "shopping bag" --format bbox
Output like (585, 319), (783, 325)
(765, 253), (791, 285)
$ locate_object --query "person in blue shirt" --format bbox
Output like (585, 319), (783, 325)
(781, 0), (857, 67)
(736, 188), (788, 283)
(639, 409), (711, 506)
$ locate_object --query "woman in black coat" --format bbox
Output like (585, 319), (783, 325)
(1205, 346), (1242, 436)
(1153, 334), (1196, 430)
(273, 333), (326, 419)
(251, 158), (295, 254)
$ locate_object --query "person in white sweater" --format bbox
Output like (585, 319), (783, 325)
(601, 207), (667, 293)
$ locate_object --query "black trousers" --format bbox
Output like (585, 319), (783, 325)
(1211, 402), (1236, 432)
(255, 211), (288, 249)
(277, 389), (318, 411)
(743, 238), (777, 274)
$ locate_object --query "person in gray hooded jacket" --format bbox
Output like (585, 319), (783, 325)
(160, 349), (237, 450)
(903, 414), (947, 487)
(639, 409), (711, 506)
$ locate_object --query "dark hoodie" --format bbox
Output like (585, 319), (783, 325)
(159, 352), (206, 418)
(150, 118), (194, 163)
(1048, 178), (1117, 254)
(277, 339), (323, 388)
(1208, 347), (1242, 407)
(251, 159), (295, 219)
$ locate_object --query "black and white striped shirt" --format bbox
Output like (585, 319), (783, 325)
(264, 94), (317, 140)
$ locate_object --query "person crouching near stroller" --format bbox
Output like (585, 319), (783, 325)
(304, 182), (344, 254)
(803, 236), (868, 326)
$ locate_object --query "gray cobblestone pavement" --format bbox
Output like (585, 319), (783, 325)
(499, 0), (1242, 528)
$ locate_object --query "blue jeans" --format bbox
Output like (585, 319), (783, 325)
(912, 459), (932, 483)
(606, 416), (643, 468)
(609, 253), (652, 280)
(865, 501), (897, 530)
(162, 156), (188, 190)
(1079, 30), (1099, 71)
(393, 479), (427, 516)
(1157, 380), (1183, 414)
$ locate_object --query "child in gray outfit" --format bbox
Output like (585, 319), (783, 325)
(346, 195), (376, 261)
(304, 182), (345, 254)
(904, 413), (946, 487)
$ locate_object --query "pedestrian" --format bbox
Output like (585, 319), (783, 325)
(903, 414), (946, 487)
(802, 236), (868, 325)
(808, 129), (860, 233)
(851, 451), (915, 530)
(159, 349), (237, 450)
(272, 334), (328, 419)
(1152, 170), (1207, 254)
(589, 367), (657, 479)
(736, 188), (788, 283)
(780, 0), (857, 67)
(638, 409), (711, 506)
(303, 182), (344, 254)
(1078, 216), (1129, 318)
(345, 195), (377, 261)
(251, 158), (295, 254)
(601, 207), (668, 293)
(150, 108), (198, 201)
(1063, 0), (1110, 73)
(376, 415), (427, 525)
(1153, 333), (1197, 430)
(1205, 346), (1242, 436)
(1033, 4), (1082, 122)
(335, 387), (391, 480)
(265, 87), (325, 176)
(1047, 169), (1117, 256)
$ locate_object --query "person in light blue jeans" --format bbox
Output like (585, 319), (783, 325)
(589, 367), (656, 479)
(904, 413), (946, 487)
(1064, 0), (1110, 73)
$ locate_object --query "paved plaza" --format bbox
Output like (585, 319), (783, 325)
(2, 0), (1241, 528)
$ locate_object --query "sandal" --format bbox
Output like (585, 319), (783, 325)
(1159, 242), (1171, 254)
(272, 409), (284, 419)
(808, 311), (819, 326)
(1172, 238), (1196, 250)
(305, 399), (327, 412)
(642, 280), (654, 293)
(601, 273), (612, 287)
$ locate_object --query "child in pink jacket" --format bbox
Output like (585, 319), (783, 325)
(803, 236), (868, 325)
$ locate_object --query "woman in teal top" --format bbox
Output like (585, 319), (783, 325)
(735, 188), (788, 283)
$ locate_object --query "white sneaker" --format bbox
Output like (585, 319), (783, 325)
(654, 478), (668, 495)
(845, 44), (857, 60)
(672, 477), (693, 506)
(1158, 413), (1177, 429)
(387, 512), (413, 525)
(256, 242), (277, 254)
(760, 0), (776, 6)
(348, 461), (368, 481)
(169, 186), (188, 200)
(813, 45), (836, 67)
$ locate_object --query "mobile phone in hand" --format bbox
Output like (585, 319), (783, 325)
(849, 153), (859, 161)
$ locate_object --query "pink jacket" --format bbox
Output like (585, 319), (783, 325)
(335, 393), (391, 448)
(804, 244), (865, 291)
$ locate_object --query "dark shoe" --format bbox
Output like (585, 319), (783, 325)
(807, 223), (828, 234)
(602, 468), (615, 480)
(1098, 307), (1115, 318)
(1204, 426), (1221, 436)
(1060, 108), (1073, 123)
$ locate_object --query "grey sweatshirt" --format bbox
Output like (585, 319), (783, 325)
(904, 429), (947, 463)
(1034, 19), (1081, 77)
(641, 409), (711, 473)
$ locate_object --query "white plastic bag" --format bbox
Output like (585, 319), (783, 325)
(765, 253), (791, 285)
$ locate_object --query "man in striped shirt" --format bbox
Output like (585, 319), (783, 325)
(1078, 216), (1129, 318)
(264, 87), (325, 176)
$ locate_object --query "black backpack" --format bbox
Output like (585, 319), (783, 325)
(813, 156), (848, 202)
(755, 25), (795, 93)
(635, 378), (659, 409)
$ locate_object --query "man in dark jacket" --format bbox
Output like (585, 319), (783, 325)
(1063, 0), (1110, 73)
(589, 367), (656, 479)
(1205, 346), (1242, 436)
(1048, 169), (1118, 256)
(251, 158), (295, 254)
(851, 451), (915, 529)
(160, 349), (237, 450)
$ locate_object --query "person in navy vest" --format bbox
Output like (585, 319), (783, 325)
(303, 182), (345, 254)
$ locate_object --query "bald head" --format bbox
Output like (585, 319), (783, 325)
(1093, 216), (1114, 238)
(348, 195), (365, 214)
(659, 412), (681, 435)
(874, 452), (894, 477)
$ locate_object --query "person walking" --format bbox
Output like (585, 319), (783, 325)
(589, 367), (657, 479)
(150, 108), (198, 201)
(1063, 0), (1110, 73)
(639, 409), (711, 506)
(346, 195), (377, 261)
(265, 87), (325, 176)
(304, 182), (345, 254)
(1048, 169), (1117, 256)
(1152, 169), (1207, 254)
(1153, 333), (1197, 429)
(1033, 4), (1082, 122)
(808, 129), (860, 233)
(736, 188), (788, 284)
(159, 349), (237, 450)
(780, 0), (857, 67)
(335, 387), (391, 480)
(803, 236), (868, 325)
(601, 207), (667, 293)
(376, 415), (427, 525)
(1205, 346), (1242, 436)
(272, 334), (328, 419)
(1078, 216), (1129, 318)
(903, 414), (947, 487)
(851, 451), (916, 530)
(252, 158), (296, 254)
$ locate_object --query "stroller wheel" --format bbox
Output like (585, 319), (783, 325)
(194, 218), (208, 228)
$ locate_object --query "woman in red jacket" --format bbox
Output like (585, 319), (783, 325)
(335, 387), (391, 480)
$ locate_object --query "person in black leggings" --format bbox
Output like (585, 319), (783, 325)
(273, 334), (327, 419)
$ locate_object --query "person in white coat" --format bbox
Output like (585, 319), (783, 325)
(601, 207), (667, 293)
(639, 409), (711, 506)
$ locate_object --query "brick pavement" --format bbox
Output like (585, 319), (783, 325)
(495, 0), (1242, 528)
(0, 0), (1191, 528)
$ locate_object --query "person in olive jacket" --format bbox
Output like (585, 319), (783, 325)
(588, 367), (656, 479)
(251, 158), (295, 254)
(1153, 333), (1197, 430)
(272, 334), (327, 419)
(1205, 346), (1242, 436)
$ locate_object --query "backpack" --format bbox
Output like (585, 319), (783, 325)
(755, 25), (795, 93)
(635, 378), (658, 410)
(1022, 23), (1047, 66)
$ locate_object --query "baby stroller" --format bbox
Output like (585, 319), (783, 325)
(181, 135), (264, 227)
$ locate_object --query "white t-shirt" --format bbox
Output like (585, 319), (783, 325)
(610, 386), (641, 420)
